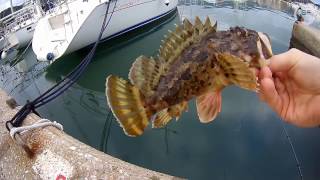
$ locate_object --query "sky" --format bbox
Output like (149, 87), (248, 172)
(0, 0), (25, 12)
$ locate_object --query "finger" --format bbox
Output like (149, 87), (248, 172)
(269, 48), (301, 72)
(274, 77), (286, 94)
(259, 66), (272, 80)
(260, 78), (281, 111)
(274, 72), (285, 79)
(258, 92), (266, 101)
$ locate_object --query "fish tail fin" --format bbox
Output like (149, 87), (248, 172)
(106, 75), (151, 137)
(196, 90), (222, 123)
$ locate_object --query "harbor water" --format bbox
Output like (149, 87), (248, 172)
(1, 0), (320, 179)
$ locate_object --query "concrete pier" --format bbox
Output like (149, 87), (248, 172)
(0, 90), (179, 179)
(290, 22), (320, 58)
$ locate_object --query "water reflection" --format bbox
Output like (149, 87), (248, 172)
(1, 1), (320, 179)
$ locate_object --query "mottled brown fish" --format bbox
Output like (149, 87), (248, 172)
(106, 17), (273, 136)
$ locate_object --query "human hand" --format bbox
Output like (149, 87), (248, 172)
(259, 48), (320, 127)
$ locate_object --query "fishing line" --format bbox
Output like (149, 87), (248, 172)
(280, 121), (304, 180)
(100, 109), (113, 152)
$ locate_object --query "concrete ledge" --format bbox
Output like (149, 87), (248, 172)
(290, 22), (320, 58)
(0, 90), (179, 179)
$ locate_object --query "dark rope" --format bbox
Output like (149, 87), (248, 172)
(6, 0), (116, 131)
(11, 39), (33, 66)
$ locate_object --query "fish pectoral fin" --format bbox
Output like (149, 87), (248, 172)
(152, 101), (188, 128)
(196, 91), (222, 123)
(217, 53), (258, 91)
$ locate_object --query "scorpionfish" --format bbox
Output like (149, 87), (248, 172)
(106, 17), (273, 136)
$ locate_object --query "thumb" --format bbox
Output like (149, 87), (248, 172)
(269, 49), (301, 73)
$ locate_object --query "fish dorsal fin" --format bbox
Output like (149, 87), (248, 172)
(129, 55), (164, 97)
(152, 101), (188, 128)
(130, 17), (217, 97)
(158, 16), (217, 72)
(196, 91), (222, 123)
(217, 53), (258, 91)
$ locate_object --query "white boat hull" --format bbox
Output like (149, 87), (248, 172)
(32, 0), (178, 61)
(1, 4), (42, 52)
(15, 22), (37, 48)
(6, 22), (37, 49)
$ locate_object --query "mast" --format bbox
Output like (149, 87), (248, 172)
(10, 0), (14, 14)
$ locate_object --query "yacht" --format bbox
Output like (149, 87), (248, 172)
(32, 0), (178, 62)
(0, 1), (43, 59)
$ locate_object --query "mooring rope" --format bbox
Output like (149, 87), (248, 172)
(11, 39), (33, 66)
(280, 121), (304, 180)
(5, 0), (116, 134)
(10, 119), (63, 140)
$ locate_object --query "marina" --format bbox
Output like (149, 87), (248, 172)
(32, 0), (178, 61)
(1, 0), (320, 179)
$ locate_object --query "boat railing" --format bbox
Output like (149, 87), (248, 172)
(46, 0), (83, 41)
(0, 4), (40, 34)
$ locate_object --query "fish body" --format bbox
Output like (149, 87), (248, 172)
(106, 17), (273, 136)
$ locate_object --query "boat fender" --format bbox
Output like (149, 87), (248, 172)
(47, 52), (55, 61)
(165, 0), (169, 6)
(1, 50), (7, 59)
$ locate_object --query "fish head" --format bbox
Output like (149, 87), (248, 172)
(212, 27), (274, 91)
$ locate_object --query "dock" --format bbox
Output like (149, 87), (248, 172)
(0, 89), (179, 179)
(290, 22), (320, 58)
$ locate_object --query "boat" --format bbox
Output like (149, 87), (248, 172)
(0, 1), (43, 59)
(0, 37), (4, 57)
(0, 27), (5, 51)
(290, 1), (320, 25)
(32, 0), (178, 62)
